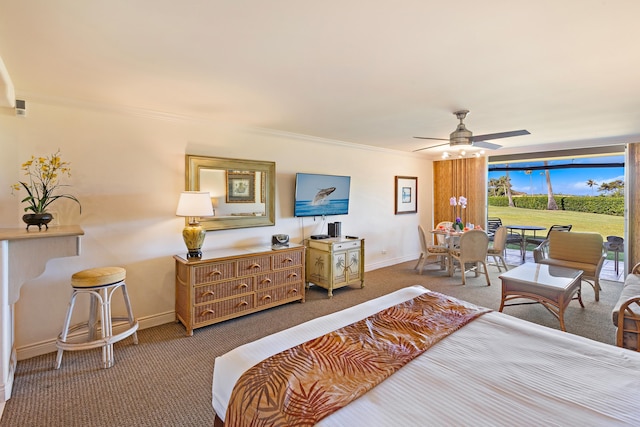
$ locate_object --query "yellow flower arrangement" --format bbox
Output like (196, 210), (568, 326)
(11, 150), (81, 214)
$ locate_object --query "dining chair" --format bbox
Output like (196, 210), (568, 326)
(448, 229), (491, 285)
(487, 226), (509, 272)
(414, 225), (449, 274)
(488, 217), (523, 256)
(525, 224), (572, 250)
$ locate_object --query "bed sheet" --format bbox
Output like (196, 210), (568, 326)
(213, 285), (640, 426)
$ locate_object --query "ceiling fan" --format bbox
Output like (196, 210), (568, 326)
(413, 110), (530, 152)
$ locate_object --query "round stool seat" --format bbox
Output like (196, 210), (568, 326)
(71, 267), (126, 288)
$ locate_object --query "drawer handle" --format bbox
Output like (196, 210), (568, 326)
(261, 278), (272, 285)
(261, 295), (272, 301)
(201, 290), (215, 297)
(208, 270), (222, 277)
(249, 263), (262, 269)
(288, 273), (298, 278)
(236, 300), (249, 307)
(200, 309), (215, 316)
(289, 289), (298, 294)
(283, 257), (293, 263)
(239, 283), (249, 289)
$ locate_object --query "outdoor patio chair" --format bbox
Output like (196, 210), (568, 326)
(487, 217), (523, 256)
(526, 224), (572, 250)
(604, 236), (624, 275)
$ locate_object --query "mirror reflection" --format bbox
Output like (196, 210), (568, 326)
(185, 155), (275, 231)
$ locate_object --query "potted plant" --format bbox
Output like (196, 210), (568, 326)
(11, 150), (81, 230)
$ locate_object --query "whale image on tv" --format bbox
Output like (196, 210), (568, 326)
(294, 173), (351, 217)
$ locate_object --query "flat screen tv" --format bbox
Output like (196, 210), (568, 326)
(294, 173), (351, 217)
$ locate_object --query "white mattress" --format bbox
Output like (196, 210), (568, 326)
(212, 285), (640, 426)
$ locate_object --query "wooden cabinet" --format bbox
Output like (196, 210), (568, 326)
(174, 244), (305, 336)
(305, 237), (365, 297)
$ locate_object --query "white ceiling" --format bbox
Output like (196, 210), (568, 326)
(1, 1), (639, 158)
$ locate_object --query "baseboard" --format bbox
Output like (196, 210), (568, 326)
(365, 254), (418, 272)
(16, 310), (176, 361)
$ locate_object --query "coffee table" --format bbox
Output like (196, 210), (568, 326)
(498, 262), (583, 331)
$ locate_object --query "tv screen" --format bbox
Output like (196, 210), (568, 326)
(294, 173), (351, 217)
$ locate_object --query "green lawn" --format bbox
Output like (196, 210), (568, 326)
(488, 206), (624, 259)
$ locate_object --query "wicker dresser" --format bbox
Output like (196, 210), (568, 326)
(174, 244), (305, 336)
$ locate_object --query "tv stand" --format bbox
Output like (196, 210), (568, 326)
(305, 237), (365, 298)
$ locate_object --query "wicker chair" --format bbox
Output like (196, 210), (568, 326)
(613, 262), (640, 351)
(448, 229), (491, 286)
(414, 225), (449, 274)
(487, 226), (509, 272)
(487, 217), (523, 257)
(534, 231), (606, 301)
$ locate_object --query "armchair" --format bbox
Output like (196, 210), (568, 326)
(534, 231), (606, 301)
(612, 262), (640, 351)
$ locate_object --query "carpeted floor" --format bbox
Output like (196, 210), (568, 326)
(0, 260), (623, 426)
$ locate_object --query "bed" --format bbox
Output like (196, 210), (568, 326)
(212, 285), (640, 426)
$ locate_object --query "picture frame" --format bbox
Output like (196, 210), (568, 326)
(226, 170), (256, 203)
(395, 176), (417, 214)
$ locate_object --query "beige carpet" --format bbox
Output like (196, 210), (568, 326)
(0, 260), (623, 427)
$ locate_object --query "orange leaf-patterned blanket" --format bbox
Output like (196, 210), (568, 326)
(225, 291), (491, 426)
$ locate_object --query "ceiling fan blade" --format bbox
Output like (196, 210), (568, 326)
(471, 130), (530, 142)
(412, 141), (450, 152)
(413, 136), (449, 141)
(473, 141), (502, 150)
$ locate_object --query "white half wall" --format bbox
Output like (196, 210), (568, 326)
(0, 98), (433, 359)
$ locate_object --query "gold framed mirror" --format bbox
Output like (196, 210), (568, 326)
(185, 155), (276, 231)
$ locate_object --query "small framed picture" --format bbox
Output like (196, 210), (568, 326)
(226, 170), (256, 203)
(395, 176), (417, 214)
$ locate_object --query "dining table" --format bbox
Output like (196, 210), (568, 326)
(431, 227), (485, 273)
(504, 225), (547, 262)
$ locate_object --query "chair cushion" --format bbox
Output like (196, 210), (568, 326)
(71, 267), (126, 288)
(427, 245), (449, 254)
(547, 231), (603, 264)
(612, 274), (640, 324)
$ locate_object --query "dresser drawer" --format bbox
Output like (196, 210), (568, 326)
(194, 294), (255, 325)
(333, 240), (361, 251)
(237, 255), (272, 276)
(256, 267), (303, 290)
(256, 283), (304, 307)
(193, 261), (236, 284)
(194, 278), (253, 303)
(272, 250), (303, 270)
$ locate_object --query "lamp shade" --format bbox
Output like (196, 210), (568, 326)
(176, 191), (214, 217)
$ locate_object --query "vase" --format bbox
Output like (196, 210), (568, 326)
(22, 213), (53, 231)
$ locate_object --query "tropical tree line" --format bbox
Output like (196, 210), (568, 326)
(489, 168), (624, 211)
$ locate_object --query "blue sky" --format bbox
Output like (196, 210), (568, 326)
(488, 155), (625, 196)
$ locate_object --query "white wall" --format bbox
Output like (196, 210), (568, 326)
(0, 99), (433, 359)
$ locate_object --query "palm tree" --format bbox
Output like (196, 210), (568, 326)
(544, 161), (558, 210)
(488, 178), (502, 197)
(505, 165), (514, 207)
(524, 170), (533, 195)
(586, 179), (597, 195)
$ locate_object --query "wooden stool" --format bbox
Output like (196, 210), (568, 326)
(55, 267), (138, 369)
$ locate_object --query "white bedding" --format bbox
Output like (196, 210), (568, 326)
(212, 285), (640, 426)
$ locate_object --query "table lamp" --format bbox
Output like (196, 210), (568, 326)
(176, 191), (214, 258)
